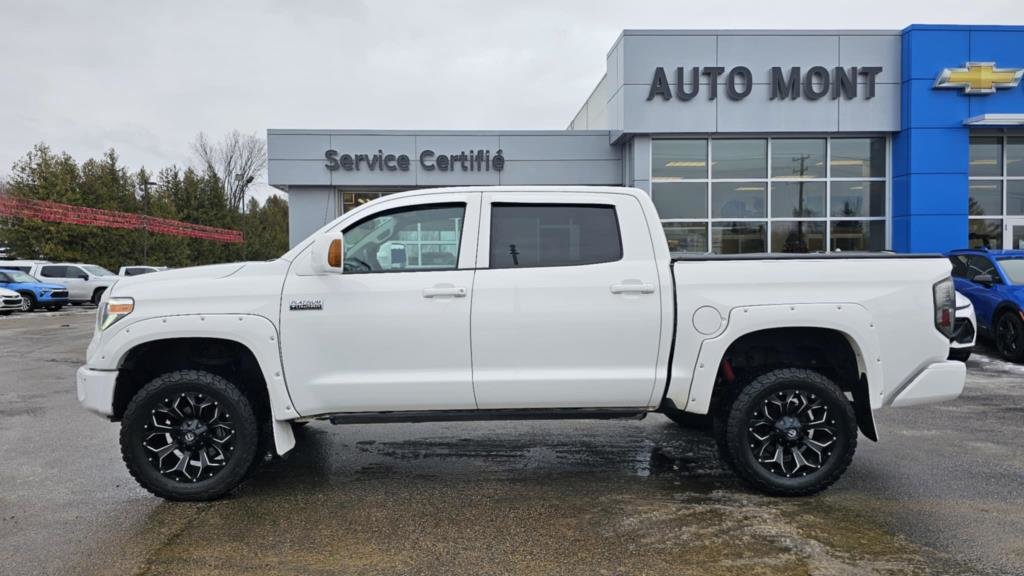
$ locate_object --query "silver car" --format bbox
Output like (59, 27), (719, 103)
(0, 287), (23, 316)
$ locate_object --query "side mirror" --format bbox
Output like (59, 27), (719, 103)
(78, 274), (89, 280)
(310, 233), (344, 275)
(973, 273), (994, 286)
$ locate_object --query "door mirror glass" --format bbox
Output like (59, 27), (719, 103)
(973, 273), (995, 286)
(311, 233), (344, 275)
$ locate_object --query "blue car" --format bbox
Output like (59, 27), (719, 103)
(946, 249), (1024, 361)
(0, 268), (70, 312)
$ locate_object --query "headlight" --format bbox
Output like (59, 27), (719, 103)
(933, 277), (955, 338)
(98, 297), (134, 331)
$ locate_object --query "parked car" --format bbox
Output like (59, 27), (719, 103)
(949, 291), (976, 362)
(119, 266), (167, 277)
(0, 287), (22, 315)
(0, 268), (70, 312)
(0, 259), (50, 273)
(947, 249), (1024, 361)
(29, 262), (118, 305)
(78, 186), (964, 501)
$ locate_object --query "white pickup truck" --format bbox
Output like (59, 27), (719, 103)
(77, 186), (966, 501)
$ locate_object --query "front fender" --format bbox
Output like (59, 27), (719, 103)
(93, 313), (296, 455)
(668, 303), (884, 416)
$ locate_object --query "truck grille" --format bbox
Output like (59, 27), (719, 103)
(952, 318), (975, 345)
(51, 290), (68, 298)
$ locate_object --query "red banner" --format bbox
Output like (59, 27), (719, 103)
(0, 197), (244, 244)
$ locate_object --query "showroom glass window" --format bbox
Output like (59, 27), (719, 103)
(652, 137), (887, 254)
(968, 135), (1024, 249)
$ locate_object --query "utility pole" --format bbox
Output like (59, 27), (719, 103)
(788, 154), (811, 253)
(140, 179), (157, 263)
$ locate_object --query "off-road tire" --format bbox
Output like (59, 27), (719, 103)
(120, 370), (259, 501)
(723, 368), (857, 496)
(91, 287), (107, 305)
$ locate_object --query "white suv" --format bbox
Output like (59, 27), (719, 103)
(32, 263), (118, 305)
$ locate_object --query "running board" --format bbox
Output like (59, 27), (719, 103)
(327, 408), (648, 425)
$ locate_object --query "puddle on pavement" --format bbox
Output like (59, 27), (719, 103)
(103, 421), (977, 576)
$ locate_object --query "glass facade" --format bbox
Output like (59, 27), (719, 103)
(652, 137), (888, 254)
(968, 135), (1024, 249)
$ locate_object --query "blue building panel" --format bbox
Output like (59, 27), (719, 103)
(901, 27), (970, 82)
(894, 25), (1024, 253)
(892, 128), (968, 177)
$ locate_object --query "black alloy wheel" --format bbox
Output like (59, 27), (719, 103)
(120, 370), (259, 501)
(747, 389), (836, 478)
(722, 368), (857, 496)
(995, 311), (1024, 362)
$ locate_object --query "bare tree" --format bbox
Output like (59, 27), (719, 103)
(191, 131), (267, 211)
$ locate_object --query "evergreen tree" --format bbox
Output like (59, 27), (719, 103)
(0, 142), (289, 269)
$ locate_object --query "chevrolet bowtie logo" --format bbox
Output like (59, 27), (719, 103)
(934, 62), (1023, 94)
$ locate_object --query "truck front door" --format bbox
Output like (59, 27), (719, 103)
(470, 192), (664, 409)
(280, 192), (481, 416)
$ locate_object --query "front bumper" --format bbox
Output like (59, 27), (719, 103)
(76, 366), (117, 416)
(1, 298), (22, 311)
(40, 295), (69, 306)
(890, 361), (966, 408)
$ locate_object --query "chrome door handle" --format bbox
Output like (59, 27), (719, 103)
(610, 281), (655, 294)
(422, 285), (467, 298)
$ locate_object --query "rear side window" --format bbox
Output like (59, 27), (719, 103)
(949, 255), (969, 278)
(39, 265), (67, 278)
(489, 203), (622, 269)
(125, 267), (150, 276)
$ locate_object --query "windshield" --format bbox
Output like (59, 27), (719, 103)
(1, 270), (39, 283)
(996, 258), (1024, 284)
(82, 265), (115, 277)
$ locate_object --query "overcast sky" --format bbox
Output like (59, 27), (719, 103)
(2, 0), (1023, 189)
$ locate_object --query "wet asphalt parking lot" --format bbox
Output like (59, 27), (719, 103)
(1, 309), (1022, 576)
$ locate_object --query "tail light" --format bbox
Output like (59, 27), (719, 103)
(933, 277), (955, 338)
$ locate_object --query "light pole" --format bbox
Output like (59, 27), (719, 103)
(141, 179), (157, 263)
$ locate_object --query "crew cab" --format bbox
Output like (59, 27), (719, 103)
(76, 187), (965, 501)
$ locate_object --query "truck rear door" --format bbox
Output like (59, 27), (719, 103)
(470, 192), (663, 409)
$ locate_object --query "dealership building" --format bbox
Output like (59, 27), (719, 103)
(269, 24), (1024, 254)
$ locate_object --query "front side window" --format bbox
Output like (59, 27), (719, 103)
(489, 204), (622, 269)
(342, 203), (464, 273)
(996, 258), (1024, 284)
